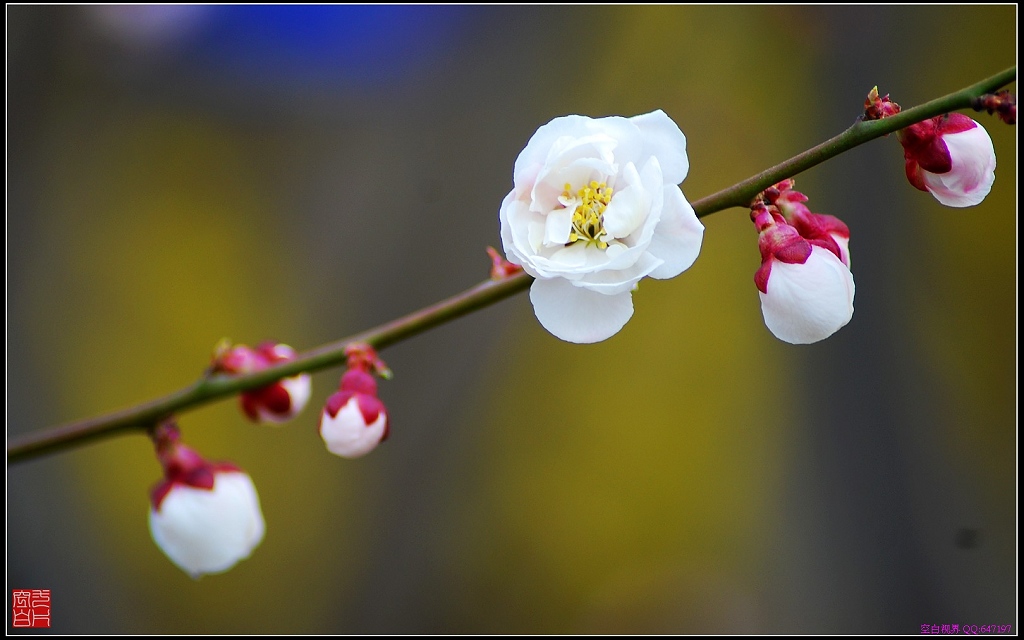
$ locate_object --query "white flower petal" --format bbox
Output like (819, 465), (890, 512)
(527, 221), (545, 253)
(580, 252), (663, 295)
(830, 233), (851, 268)
(602, 176), (649, 240)
(646, 186), (704, 279)
(630, 109), (689, 185)
(534, 156), (616, 213)
(499, 191), (522, 259)
(529, 277), (634, 343)
(530, 245), (609, 282)
(536, 158), (614, 218)
(513, 162), (541, 201)
(548, 242), (591, 269)
(544, 207), (574, 246)
(598, 235), (647, 271)
(149, 472), (265, 578)
(759, 246), (855, 344)
(566, 156), (618, 183)
(599, 159), (665, 272)
(544, 134), (616, 169)
(501, 193), (548, 264)
(634, 156), (668, 237)
(513, 115), (594, 187)
(587, 117), (645, 167)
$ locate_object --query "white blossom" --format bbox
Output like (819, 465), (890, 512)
(499, 110), (704, 343)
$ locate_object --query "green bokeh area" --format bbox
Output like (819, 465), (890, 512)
(7, 6), (1015, 634)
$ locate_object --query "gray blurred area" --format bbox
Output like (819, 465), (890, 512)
(8, 6), (1016, 634)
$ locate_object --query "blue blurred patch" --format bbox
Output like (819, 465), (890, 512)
(191, 6), (471, 87)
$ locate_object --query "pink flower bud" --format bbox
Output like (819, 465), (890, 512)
(900, 114), (996, 208)
(242, 343), (311, 424)
(148, 424), (265, 578)
(213, 342), (312, 425)
(319, 369), (389, 459)
(862, 86), (901, 121)
(973, 90), (1016, 126)
(240, 374), (312, 424)
(774, 189), (852, 267)
(751, 201), (855, 345)
(487, 245), (523, 280)
(758, 245), (855, 344)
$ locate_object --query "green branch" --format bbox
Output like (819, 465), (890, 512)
(7, 65), (1015, 464)
(691, 66), (1016, 213)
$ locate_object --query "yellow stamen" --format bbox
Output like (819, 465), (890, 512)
(561, 180), (613, 248)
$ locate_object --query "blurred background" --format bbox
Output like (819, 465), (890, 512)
(7, 6), (1016, 634)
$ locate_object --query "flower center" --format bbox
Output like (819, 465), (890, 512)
(563, 181), (613, 249)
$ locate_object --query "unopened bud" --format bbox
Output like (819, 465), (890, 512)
(148, 421), (265, 578)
